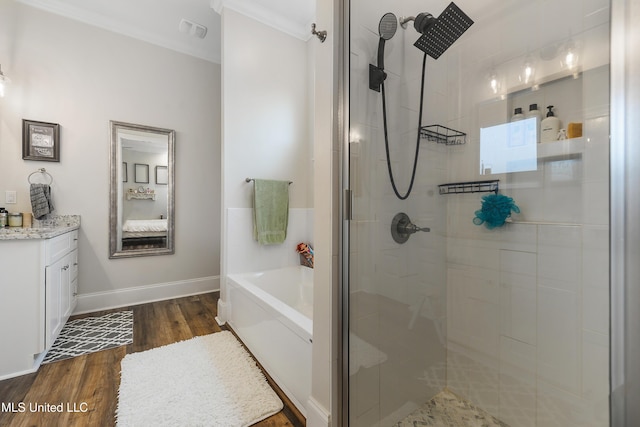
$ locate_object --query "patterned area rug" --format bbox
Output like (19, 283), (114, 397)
(43, 311), (133, 364)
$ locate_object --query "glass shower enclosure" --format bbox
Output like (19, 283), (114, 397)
(346, 0), (611, 425)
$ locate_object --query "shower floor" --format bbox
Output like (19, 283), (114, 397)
(394, 389), (509, 427)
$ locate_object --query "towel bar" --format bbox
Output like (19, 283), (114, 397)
(245, 178), (293, 185)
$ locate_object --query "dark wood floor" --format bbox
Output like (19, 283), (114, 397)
(0, 292), (305, 427)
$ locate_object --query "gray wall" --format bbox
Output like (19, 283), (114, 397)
(0, 2), (221, 302)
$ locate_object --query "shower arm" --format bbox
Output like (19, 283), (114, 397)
(399, 16), (415, 29)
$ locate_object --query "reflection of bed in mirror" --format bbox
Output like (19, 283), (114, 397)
(121, 219), (167, 250)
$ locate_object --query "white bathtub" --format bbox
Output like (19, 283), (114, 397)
(226, 266), (313, 416)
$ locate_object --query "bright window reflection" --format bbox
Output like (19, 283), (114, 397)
(480, 117), (537, 175)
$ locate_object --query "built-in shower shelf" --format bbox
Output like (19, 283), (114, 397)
(420, 125), (467, 145)
(438, 179), (499, 195)
(537, 137), (584, 160)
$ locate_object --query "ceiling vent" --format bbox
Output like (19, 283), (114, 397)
(179, 18), (208, 39)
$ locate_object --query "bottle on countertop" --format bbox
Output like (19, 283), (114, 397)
(541, 105), (561, 143)
(0, 208), (6, 228)
(525, 103), (542, 139)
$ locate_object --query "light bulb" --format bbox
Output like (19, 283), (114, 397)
(561, 39), (579, 71)
(489, 73), (499, 94)
(519, 57), (535, 85)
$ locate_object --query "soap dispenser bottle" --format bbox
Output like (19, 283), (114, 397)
(541, 105), (561, 143)
(511, 107), (524, 122)
(525, 103), (542, 138)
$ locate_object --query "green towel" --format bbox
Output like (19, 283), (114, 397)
(253, 179), (290, 245)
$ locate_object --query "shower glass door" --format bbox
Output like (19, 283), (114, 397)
(347, 0), (611, 426)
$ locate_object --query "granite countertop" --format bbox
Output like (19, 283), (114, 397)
(0, 215), (80, 240)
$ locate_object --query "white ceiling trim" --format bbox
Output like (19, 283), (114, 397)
(211, 0), (313, 42)
(16, 0), (221, 63)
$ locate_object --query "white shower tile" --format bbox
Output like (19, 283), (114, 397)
(536, 378), (608, 427)
(582, 117), (610, 182)
(537, 225), (581, 291)
(447, 237), (500, 270)
(499, 270), (537, 345)
(582, 285), (608, 335)
(582, 226), (609, 334)
(537, 246), (580, 291)
(537, 286), (581, 395)
(582, 330), (609, 400)
(499, 223), (537, 252)
(352, 361), (381, 418)
(582, 178), (609, 226)
(499, 336), (536, 427)
(500, 250), (536, 276)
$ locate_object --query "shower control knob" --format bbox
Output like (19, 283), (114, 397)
(391, 212), (430, 244)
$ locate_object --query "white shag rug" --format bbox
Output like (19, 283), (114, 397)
(116, 331), (283, 427)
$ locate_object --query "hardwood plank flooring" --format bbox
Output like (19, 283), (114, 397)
(0, 293), (304, 427)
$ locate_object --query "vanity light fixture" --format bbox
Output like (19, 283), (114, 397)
(0, 64), (9, 98)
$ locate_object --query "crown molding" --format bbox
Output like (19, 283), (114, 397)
(211, 0), (313, 41)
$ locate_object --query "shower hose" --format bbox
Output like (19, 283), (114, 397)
(381, 52), (428, 200)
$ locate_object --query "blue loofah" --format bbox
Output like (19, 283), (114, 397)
(473, 194), (520, 229)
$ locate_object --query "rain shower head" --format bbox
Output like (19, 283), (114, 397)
(413, 2), (473, 59)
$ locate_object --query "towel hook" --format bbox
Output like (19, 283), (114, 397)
(311, 23), (327, 43)
(28, 168), (54, 185)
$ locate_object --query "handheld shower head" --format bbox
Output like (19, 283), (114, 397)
(376, 13), (397, 69)
(378, 12), (398, 41)
(369, 12), (398, 92)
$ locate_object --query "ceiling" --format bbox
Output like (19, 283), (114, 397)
(15, 0), (316, 64)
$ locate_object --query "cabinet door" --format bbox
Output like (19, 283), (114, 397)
(68, 249), (78, 315)
(45, 259), (63, 349)
(45, 253), (72, 349)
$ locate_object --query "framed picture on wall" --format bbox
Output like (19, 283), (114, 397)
(155, 166), (168, 185)
(123, 162), (128, 182)
(134, 163), (149, 183)
(22, 119), (60, 162)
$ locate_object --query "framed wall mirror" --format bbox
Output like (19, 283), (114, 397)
(109, 121), (175, 258)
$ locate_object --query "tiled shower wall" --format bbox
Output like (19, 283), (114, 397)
(444, 26), (610, 427)
(349, 0), (610, 426)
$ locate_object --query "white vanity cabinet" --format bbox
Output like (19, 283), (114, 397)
(0, 227), (78, 380)
(44, 230), (79, 349)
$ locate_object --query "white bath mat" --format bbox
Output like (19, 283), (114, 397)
(116, 331), (283, 427)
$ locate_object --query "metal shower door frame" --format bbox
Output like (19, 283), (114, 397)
(610, 0), (640, 425)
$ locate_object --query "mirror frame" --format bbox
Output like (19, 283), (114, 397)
(109, 120), (175, 258)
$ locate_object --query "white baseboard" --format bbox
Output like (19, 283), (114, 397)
(73, 276), (220, 314)
(306, 396), (331, 427)
(215, 299), (228, 325)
